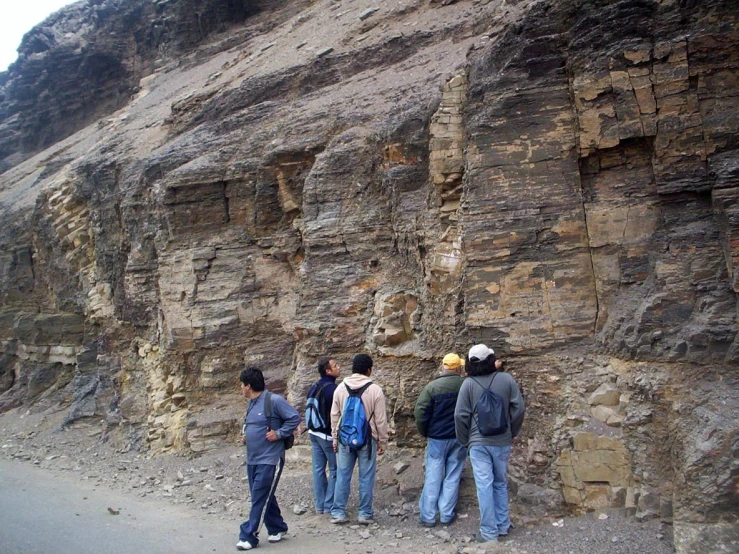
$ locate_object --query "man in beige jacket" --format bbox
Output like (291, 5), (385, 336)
(329, 353), (388, 524)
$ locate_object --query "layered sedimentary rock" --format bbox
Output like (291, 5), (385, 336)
(0, 1), (737, 552)
(0, 0), (291, 172)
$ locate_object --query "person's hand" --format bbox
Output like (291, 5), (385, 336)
(333, 440), (338, 452)
(377, 446), (385, 456)
(241, 435), (246, 445)
(265, 430), (279, 442)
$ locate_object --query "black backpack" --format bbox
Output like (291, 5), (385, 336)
(471, 373), (508, 436)
(264, 391), (295, 449)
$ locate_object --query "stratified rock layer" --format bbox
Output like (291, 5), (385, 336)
(0, 1), (737, 552)
(0, 0), (290, 172)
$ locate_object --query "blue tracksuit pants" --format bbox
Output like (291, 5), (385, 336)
(239, 459), (288, 546)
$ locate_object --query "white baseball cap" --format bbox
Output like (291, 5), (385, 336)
(468, 344), (495, 362)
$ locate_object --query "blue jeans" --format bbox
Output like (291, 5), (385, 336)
(310, 433), (337, 513)
(239, 460), (288, 546)
(469, 445), (512, 541)
(419, 438), (467, 524)
(331, 440), (376, 519)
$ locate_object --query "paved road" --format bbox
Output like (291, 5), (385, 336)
(0, 459), (338, 554)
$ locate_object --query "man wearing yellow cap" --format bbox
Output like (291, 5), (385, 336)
(413, 353), (467, 527)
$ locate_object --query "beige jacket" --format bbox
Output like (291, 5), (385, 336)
(331, 373), (389, 451)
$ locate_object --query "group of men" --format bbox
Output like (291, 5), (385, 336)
(236, 344), (524, 550)
(415, 345), (526, 542)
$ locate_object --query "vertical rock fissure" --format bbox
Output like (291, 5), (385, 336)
(582, 204), (601, 336)
(425, 74), (468, 298)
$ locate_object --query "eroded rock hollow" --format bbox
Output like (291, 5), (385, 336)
(0, 1), (737, 552)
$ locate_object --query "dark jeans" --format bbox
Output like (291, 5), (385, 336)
(239, 459), (288, 546)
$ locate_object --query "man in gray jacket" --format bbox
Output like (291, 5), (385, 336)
(454, 344), (525, 544)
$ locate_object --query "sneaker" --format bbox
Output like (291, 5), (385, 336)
(357, 517), (374, 525)
(267, 532), (285, 543)
(330, 515), (349, 524)
(236, 540), (254, 550)
(441, 514), (457, 526)
(473, 533), (498, 544)
(420, 519), (437, 528)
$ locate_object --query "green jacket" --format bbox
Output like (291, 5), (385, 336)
(414, 371), (464, 439)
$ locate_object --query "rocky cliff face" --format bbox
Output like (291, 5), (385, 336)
(0, 0), (290, 172)
(0, 0), (737, 552)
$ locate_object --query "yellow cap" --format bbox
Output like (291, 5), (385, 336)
(442, 353), (465, 369)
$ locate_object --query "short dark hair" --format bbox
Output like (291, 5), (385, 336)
(317, 357), (332, 377)
(239, 367), (265, 391)
(465, 353), (496, 377)
(352, 353), (373, 375)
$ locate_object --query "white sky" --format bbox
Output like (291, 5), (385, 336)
(0, 0), (77, 71)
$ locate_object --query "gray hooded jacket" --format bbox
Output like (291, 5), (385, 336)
(454, 371), (525, 447)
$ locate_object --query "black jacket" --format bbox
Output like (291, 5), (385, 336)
(414, 372), (464, 439)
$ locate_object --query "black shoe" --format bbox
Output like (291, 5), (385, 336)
(499, 522), (516, 539)
(441, 514), (457, 526)
(420, 519), (437, 528)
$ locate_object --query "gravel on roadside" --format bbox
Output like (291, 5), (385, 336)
(0, 409), (674, 554)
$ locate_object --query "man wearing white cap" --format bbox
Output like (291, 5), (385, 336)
(414, 353), (467, 527)
(454, 344), (525, 544)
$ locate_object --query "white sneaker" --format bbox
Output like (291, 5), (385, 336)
(268, 532), (285, 543)
(236, 540), (254, 550)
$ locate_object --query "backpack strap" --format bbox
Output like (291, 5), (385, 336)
(309, 382), (329, 400)
(345, 381), (373, 396)
(489, 372), (498, 389)
(264, 390), (274, 431)
(264, 390), (287, 434)
(315, 382), (330, 420)
(471, 373), (498, 393)
(314, 382), (330, 397)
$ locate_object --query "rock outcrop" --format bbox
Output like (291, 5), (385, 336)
(0, 1), (737, 552)
(0, 0), (293, 172)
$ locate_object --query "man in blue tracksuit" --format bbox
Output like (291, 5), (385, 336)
(237, 367), (300, 551)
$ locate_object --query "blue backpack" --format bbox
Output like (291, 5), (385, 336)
(338, 382), (373, 451)
(305, 383), (330, 432)
(471, 373), (508, 436)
